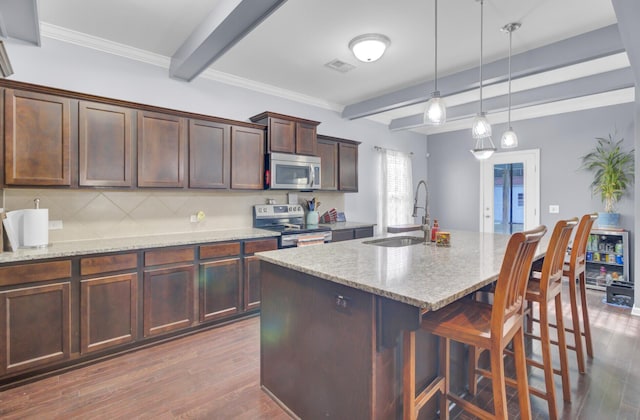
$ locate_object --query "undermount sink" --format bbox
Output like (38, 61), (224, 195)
(363, 236), (425, 247)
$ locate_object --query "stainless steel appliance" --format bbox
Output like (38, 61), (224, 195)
(266, 152), (321, 190)
(254, 204), (331, 248)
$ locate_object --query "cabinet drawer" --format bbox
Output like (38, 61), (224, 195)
(144, 247), (195, 267)
(81, 253), (138, 276)
(244, 238), (278, 254)
(331, 229), (354, 242)
(200, 242), (241, 260)
(354, 226), (374, 239)
(0, 260), (72, 287)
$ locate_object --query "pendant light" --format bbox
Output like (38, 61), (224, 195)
(470, 0), (496, 160)
(500, 22), (520, 149)
(424, 0), (446, 125)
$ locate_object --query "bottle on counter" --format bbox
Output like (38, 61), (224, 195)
(431, 219), (439, 242)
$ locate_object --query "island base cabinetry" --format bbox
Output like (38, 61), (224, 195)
(261, 262), (469, 419)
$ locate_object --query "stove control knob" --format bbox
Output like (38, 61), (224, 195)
(297, 205), (302, 212)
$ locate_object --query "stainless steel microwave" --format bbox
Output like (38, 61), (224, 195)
(267, 152), (321, 190)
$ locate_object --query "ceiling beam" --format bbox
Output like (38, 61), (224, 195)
(0, 0), (40, 46)
(389, 67), (635, 131)
(612, 0), (640, 85)
(170, 0), (287, 82)
(342, 24), (624, 120)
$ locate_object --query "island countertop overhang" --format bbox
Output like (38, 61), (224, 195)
(256, 230), (548, 311)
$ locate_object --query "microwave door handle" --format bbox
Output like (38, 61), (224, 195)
(309, 164), (314, 188)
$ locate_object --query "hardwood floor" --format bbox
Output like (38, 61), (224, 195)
(0, 285), (637, 419)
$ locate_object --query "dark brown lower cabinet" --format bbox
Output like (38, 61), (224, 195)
(200, 258), (241, 322)
(243, 256), (261, 311)
(81, 273), (138, 354)
(143, 264), (195, 337)
(244, 238), (278, 311)
(331, 226), (374, 243)
(0, 282), (71, 375)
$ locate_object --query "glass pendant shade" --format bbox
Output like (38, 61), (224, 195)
(471, 112), (492, 139)
(349, 34), (390, 62)
(501, 127), (518, 148)
(424, 91), (446, 126)
(470, 135), (496, 160)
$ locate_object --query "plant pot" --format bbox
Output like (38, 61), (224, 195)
(597, 212), (620, 229)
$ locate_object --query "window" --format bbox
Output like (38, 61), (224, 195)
(376, 149), (414, 234)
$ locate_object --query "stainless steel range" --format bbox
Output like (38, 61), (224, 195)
(253, 204), (332, 248)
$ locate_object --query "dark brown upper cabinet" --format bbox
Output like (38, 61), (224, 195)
(4, 89), (71, 186)
(79, 101), (134, 187)
(189, 119), (230, 189)
(230, 125), (264, 190)
(317, 136), (338, 191)
(137, 111), (186, 188)
(250, 112), (320, 156)
(339, 142), (358, 192)
(316, 135), (360, 192)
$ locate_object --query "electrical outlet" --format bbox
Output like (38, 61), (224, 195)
(190, 215), (198, 223)
(48, 220), (63, 230)
(549, 205), (560, 214)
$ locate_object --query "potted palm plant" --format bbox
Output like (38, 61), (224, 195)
(580, 133), (635, 228)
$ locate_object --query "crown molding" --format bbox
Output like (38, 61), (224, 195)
(39, 22), (342, 113)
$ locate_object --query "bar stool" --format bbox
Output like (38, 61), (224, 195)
(403, 225), (546, 419)
(470, 219), (577, 420)
(563, 213), (598, 374)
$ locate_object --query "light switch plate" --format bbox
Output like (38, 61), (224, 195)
(549, 205), (560, 214)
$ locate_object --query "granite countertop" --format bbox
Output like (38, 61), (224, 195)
(0, 228), (279, 264)
(320, 221), (376, 230)
(257, 230), (549, 311)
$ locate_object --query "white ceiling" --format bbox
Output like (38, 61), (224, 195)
(32, 0), (626, 132)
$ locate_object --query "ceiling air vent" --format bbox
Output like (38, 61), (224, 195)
(325, 59), (355, 73)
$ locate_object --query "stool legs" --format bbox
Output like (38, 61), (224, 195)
(568, 275), (586, 373)
(554, 292), (571, 402)
(513, 328), (532, 420)
(578, 271), (594, 358)
(539, 299), (559, 419)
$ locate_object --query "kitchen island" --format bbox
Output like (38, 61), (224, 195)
(257, 231), (548, 419)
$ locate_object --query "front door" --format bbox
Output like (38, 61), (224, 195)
(480, 149), (540, 233)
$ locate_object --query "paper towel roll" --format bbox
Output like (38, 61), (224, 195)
(23, 209), (48, 247)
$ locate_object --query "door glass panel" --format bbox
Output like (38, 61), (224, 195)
(493, 163), (524, 234)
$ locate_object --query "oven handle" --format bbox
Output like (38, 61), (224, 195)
(309, 164), (314, 189)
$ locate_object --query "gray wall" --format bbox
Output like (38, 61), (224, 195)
(428, 103), (635, 280)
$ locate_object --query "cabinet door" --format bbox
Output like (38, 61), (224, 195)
(268, 117), (295, 153)
(295, 121), (317, 156)
(244, 255), (262, 311)
(81, 273), (138, 354)
(338, 142), (358, 192)
(143, 264), (195, 337)
(189, 119), (230, 189)
(317, 138), (338, 190)
(230, 126), (264, 190)
(79, 101), (133, 187)
(138, 111), (186, 188)
(200, 257), (241, 322)
(0, 282), (71, 375)
(4, 89), (71, 186)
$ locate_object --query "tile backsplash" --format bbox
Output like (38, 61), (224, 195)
(2, 189), (345, 243)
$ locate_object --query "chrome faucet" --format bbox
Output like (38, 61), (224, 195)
(412, 180), (431, 243)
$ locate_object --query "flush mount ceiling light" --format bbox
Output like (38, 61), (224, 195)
(470, 0), (496, 160)
(349, 33), (390, 62)
(500, 22), (521, 149)
(424, 0), (446, 126)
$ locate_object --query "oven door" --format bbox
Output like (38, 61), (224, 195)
(269, 152), (321, 190)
